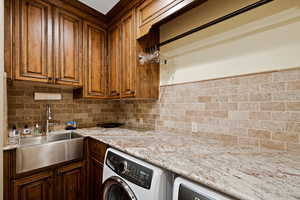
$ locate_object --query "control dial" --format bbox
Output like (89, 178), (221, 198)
(118, 161), (129, 174)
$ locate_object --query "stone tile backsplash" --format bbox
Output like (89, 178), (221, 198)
(115, 68), (300, 152)
(7, 68), (300, 152)
(7, 82), (116, 130)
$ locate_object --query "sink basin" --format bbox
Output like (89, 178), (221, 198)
(19, 132), (82, 146)
(16, 132), (83, 173)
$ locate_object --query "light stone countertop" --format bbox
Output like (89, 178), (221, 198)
(4, 127), (300, 200)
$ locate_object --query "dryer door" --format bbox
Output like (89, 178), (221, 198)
(103, 176), (137, 200)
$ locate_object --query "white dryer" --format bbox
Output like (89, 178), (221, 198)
(173, 177), (233, 200)
(102, 148), (172, 200)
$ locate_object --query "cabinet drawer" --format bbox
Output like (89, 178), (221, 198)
(88, 139), (108, 163)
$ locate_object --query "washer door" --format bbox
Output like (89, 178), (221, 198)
(103, 176), (137, 200)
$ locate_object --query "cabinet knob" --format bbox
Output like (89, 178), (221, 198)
(48, 77), (53, 81)
(111, 91), (120, 96)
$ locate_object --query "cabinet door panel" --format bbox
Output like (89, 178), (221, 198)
(56, 162), (84, 200)
(15, 0), (52, 82)
(83, 21), (107, 98)
(121, 11), (136, 98)
(55, 9), (83, 86)
(14, 171), (53, 200)
(89, 157), (103, 200)
(61, 169), (81, 200)
(108, 25), (121, 98)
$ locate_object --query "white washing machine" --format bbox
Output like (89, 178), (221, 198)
(173, 177), (233, 200)
(103, 148), (172, 200)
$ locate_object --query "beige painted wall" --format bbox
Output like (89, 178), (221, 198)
(160, 0), (300, 85)
(0, 0), (4, 198)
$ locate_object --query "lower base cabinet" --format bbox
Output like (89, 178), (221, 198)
(10, 161), (85, 200)
(55, 162), (85, 200)
(87, 138), (109, 200)
(90, 158), (104, 200)
(13, 171), (53, 200)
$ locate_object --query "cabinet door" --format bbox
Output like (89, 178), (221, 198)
(56, 162), (84, 200)
(54, 8), (83, 86)
(83, 21), (107, 98)
(89, 157), (103, 200)
(107, 25), (121, 98)
(15, 0), (53, 83)
(13, 171), (53, 200)
(121, 11), (136, 98)
(136, 0), (202, 38)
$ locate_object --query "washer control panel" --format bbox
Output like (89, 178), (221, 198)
(106, 151), (153, 190)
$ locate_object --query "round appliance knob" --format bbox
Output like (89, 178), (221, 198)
(118, 161), (128, 174)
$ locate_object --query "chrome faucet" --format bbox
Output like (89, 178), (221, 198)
(46, 104), (55, 135)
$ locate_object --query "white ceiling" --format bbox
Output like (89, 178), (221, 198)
(78, 0), (120, 14)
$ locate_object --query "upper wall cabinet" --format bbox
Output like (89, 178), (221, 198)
(9, 0), (92, 87)
(136, 0), (205, 39)
(120, 11), (137, 98)
(107, 24), (121, 99)
(6, 0), (160, 99)
(107, 9), (160, 100)
(81, 21), (107, 98)
(54, 8), (83, 86)
(13, 0), (84, 86)
(14, 0), (53, 83)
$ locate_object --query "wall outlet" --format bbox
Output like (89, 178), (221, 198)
(192, 122), (197, 133)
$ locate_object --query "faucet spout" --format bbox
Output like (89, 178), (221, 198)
(46, 104), (52, 120)
(46, 105), (55, 135)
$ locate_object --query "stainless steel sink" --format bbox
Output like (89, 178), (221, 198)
(16, 132), (83, 173)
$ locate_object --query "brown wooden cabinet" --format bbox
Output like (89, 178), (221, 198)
(12, 162), (85, 200)
(87, 138), (108, 200)
(13, 171), (53, 200)
(6, 0), (163, 99)
(74, 21), (107, 99)
(120, 10), (137, 98)
(106, 4), (162, 100)
(54, 8), (83, 86)
(55, 162), (85, 200)
(107, 25), (121, 98)
(107, 9), (160, 100)
(136, 0), (205, 38)
(14, 0), (53, 83)
(12, 0), (84, 86)
(107, 11), (137, 99)
(82, 21), (107, 98)
(89, 158), (104, 200)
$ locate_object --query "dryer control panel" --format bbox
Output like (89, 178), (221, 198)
(106, 151), (153, 190)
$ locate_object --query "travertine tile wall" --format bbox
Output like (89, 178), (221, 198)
(115, 68), (300, 152)
(7, 69), (300, 152)
(7, 82), (116, 130)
